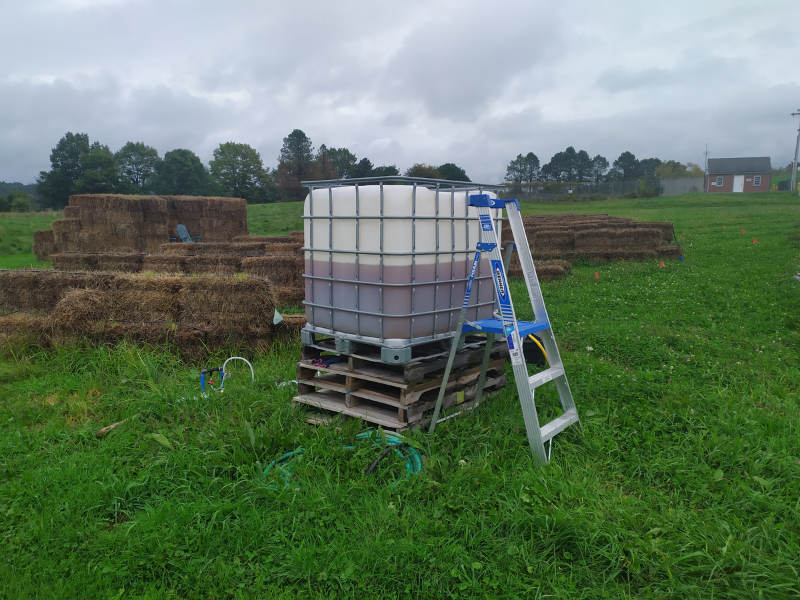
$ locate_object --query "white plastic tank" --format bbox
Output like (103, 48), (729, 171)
(303, 184), (503, 345)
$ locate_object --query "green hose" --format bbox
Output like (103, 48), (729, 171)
(263, 430), (423, 490)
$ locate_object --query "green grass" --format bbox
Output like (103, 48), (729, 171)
(246, 202), (304, 236)
(1, 192), (800, 598)
(0, 212), (61, 269)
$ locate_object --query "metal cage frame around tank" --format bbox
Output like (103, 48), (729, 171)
(300, 176), (505, 362)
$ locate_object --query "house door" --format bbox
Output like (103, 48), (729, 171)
(733, 175), (744, 193)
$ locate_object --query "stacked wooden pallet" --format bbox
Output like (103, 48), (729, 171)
(293, 337), (508, 430)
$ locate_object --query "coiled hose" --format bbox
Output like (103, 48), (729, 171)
(263, 430), (423, 490)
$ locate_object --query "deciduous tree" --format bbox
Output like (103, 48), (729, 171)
(210, 141), (275, 203)
(405, 163), (442, 179)
(152, 149), (210, 196)
(73, 142), (128, 194)
(36, 132), (90, 208)
(438, 163), (470, 182)
(328, 147), (357, 178)
(115, 142), (161, 191)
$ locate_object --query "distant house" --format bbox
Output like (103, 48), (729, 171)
(705, 157), (771, 193)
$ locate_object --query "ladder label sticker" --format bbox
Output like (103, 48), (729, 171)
(492, 260), (513, 316)
(479, 213), (494, 232)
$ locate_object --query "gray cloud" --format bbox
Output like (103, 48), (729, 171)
(1, 0), (798, 185)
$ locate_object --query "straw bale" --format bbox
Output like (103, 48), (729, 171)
(272, 314), (306, 341)
(63, 206), (80, 219)
(272, 286), (304, 307)
(232, 235), (301, 244)
(33, 230), (56, 261)
(159, 242), (269, 256)
(142, 255), (187, 274)
(178, 277), (274, 333)
(92, 254), (144, 273)
(628, 221), (674, 243)
(52, 218), (81, 234)
(51, 253), (102, 272)
(528, 229), (575, 252)
(112, 275), (182, 322)
(574, 228), (663, 251)
(657, 245), (682, 259)
(184, 256), (242, 275)
(259, 243), (302, 256)
(507, 258), (571, 281)
(45, 288), (114, 333)
(240, 256), (304, 287)
(0, 270), (117, 312)
(0, 312), (45, 342)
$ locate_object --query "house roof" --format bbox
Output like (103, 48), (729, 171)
(707, 157), (771, 174)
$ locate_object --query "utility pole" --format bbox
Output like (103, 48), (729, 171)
(792, 109), (800, 194)
(704, 144), (710, 194)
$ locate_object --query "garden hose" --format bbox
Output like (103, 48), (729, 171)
(263, 430), (423, 490)
(527, 334), (549, 365)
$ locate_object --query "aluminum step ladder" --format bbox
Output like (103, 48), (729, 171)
(428, 194), (580, 465)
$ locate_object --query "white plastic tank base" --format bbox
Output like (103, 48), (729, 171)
(303, 185), (502, 344)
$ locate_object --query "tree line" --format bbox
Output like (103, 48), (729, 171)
(32, 130), (473, 208)
(504, 147), (703, 192)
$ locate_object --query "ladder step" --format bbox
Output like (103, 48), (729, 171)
(528, 366), (565, 390)
(540, 409), (579, 443)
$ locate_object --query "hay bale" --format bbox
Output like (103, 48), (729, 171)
(574, 228), (662, 251)
(52, 253), (144, 273)
(528, 229), (575, 252)
(232, 234), (302, 244)
(657, 245), (682, 259)
(45, 288), (114, 334)
(33, 230), (56, 261)
(260, 243), (302, 255)
(508, 258), (571, 281)
(63, 206), (80, 218)
(142, 255), (188, 274)
(629, 221), (675, 243)
(112, 276), (182, 322)
(272, 286), (304, 307)
(159, 242), (269, 256)
(184, 255), (242, 275)
(51, 253), (101, 272)
(272, 314), (306, 341)
(178, 276), (274, 334)
(0, 313), (45, 344)
(240, 256), (304, 287)
(0, 270), (117, 312)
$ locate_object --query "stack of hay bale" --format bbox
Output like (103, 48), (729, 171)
(0, 270), (304, 359)
(502, 213), (680, 277)
(7, 194), (306, 356)
(34, 194), (249, 258)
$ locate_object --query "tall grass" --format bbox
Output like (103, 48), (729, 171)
(0, 191), (799, 598)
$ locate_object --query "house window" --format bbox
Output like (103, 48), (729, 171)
(716, 176), (723, 186)
(754, 175), (761, 186)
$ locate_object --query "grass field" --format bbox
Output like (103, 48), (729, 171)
(1, 192), (799, 598)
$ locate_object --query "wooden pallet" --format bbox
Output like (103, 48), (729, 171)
(298, 356), (506, 407)
(293, 372), (506, 430)
(300, 337), (508, 385)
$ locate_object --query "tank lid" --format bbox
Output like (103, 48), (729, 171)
(300, 175), (503, 191)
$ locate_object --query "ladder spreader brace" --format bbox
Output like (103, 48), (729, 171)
(427, 194), (581, 465)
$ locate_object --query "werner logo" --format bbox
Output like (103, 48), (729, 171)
(494, 264), (506, 299)
(479, 215), (494, 231)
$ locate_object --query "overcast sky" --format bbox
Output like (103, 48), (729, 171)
(1, 0), (798, 184)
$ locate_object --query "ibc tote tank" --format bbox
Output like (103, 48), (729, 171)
(303, 182), (503, 349)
